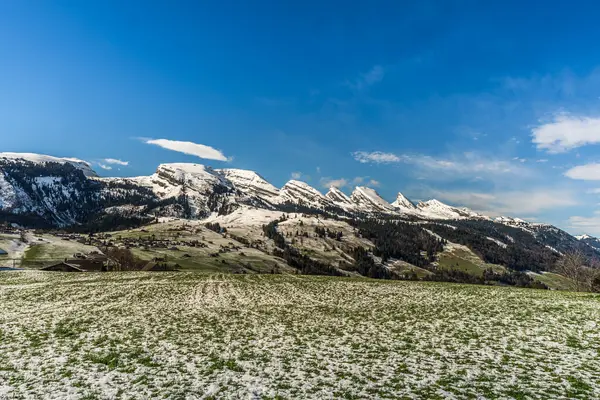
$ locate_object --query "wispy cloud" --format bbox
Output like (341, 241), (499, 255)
(568, 211), (600, 235)
(144, 138), (229, 161)
(319, 177), (348, 189)
(427, 188), (578, 216)
(103, 158), (129, 166)
(368, 179), (381, 187)
(352, 151), (401, 164)
(532, 112), (600, 153)
(355, 150), (530, 180)
(346, 65), (385, 91)
(291, 172), (303, 180)
(564, 163), (600, 180)
(97, 163), (112, 170)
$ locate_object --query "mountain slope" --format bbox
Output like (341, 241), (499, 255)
(576, 234), (600, 252)
(325, 187), (356, 212)
(391, 192), (416, 210)
(0, 152), (97, 177)
(0, 152), (596, 267)
(350, 186), (396, 214)
(276, 180), (335, 209)
(417, 199), (486, 220)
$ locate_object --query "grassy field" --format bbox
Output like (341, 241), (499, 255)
(436, 245), (506, 277)
(1, 272), (599, 399)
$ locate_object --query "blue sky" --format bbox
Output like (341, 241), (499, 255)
(3, 1), (600, 234)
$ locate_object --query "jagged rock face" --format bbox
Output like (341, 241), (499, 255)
(277, 180), (334, 209)
(326, 187), (356, 211)
(120, 163), (240, 218)
(0, 153), (97, 178)
(0, 158), (155, 226)
(2, 151), (595, 263)
(217, 169), (280, 205)
(350, 186), (396, 214)
(391, 192), (416, 210)
(416, 199), (485, 220)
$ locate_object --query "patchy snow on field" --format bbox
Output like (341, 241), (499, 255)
(0, 273), (599, 399)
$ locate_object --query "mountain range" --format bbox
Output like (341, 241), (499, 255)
(0, 152), (598, 257)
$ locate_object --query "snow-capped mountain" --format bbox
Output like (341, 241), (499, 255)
(417, 199), (487, 220)
(391, 192), (419, 215)
(391, 192), (416, 209)
(325, 187), (356, 212)
(0, 153), (523, 225)
(276, 180), (335, 209)
(576, 234), (594, 240)
(0, 152), (97, 177)
(576, 234), (600, 252)
(102, 163), (240, 218)
(0, 155), (155, 226)
(0, 151), (594, 263)
(350, 186), (396, 214)
(217, 169), (279, 199)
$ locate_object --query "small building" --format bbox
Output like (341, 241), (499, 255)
(65, 259), (106, 272)
(0, 248), (7, 256)
(41, 262), (85, 272)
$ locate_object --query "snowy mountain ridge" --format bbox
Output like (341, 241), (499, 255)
(0, 153), (570, 230)
(0, 152), (98, 177)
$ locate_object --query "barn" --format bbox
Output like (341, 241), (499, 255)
(41, 262), (85, 272)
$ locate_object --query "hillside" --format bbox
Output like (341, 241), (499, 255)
(1, 153), (598, 286)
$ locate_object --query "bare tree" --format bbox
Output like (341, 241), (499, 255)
(554, 250), (596, 292)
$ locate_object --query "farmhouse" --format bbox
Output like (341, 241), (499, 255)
(41, 251), (115, 272)
(41, 262), (85, 272)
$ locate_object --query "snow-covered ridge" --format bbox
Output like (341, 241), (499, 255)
(576, 234), (594, 241)
(277, 180), (333, 209)
(326, 187), (356, 211)
(351, 186), (396, 214)
(392, 192), (416, 210)
(0, 152), (97, 177)
(217, 168), (279, 201)
(0, 155), (561, 229)
(417, 199), (486, 220)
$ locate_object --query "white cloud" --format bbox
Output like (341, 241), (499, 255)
(320, 177), (348, 189)
(346, 65), (385, 91)
(536, 159), (548, 163)
(97, 163), (112, 170)
(564, 163), (600, 180)
(354, 151), (532, 182)
(291, 172), (303, 180)
(406, 152), (530, 180)
(532, 112), (600, 153)
(145, 138), (229, 161)
(568, 211), (600, 236)
(428, 188), (578, 216)
(368, 179), (381, 187)
(352, 177), (365, 185)
(104, 158), (129, 166)
(352, 151), (401, 164)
